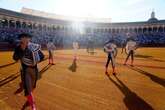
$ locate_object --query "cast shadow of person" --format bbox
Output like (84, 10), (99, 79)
(68, 59), (77, 72)
(127, 66), (165, 88)
(39, 64), (52, 77)
(0, 62), (17, 69)
(0, 72), (20, 87)
(106, 74), (154, 110)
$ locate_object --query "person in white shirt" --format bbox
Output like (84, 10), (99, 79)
(124, 38), (137, 66)
(104, 40), (117, 75)
(47, 41), (56, 65)
(73, 41), (79, 61)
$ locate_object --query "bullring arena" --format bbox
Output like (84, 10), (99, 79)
(0, 48), (165, 110)
(0, 7), (165, 110)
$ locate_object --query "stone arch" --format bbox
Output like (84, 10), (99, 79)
(16, 21), (21, 28)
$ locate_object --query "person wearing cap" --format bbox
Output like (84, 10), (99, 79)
(123, 37), (137, 66)
(47, 41), (56, 65)
(13, 33), (44, 110)
(104, 39), (117, 75)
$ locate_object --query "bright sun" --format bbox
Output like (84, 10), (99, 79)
(55, 0), (107, 18)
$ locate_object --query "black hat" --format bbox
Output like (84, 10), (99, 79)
(108, 39), (114, 43)
(127, 37), (134, 41)
(105, 39), (114, 45)
(18, 33), (32, 39)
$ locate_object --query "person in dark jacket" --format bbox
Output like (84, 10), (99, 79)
(13, 33), (44, 110)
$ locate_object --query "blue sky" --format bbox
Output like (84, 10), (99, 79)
(0, 0), (165, 22)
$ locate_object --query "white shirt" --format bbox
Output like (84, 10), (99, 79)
(126, 41), (136, 51)
(47, 42), (56, 51)
(104, 43), (117, 53)
(73, 42), (79, 50)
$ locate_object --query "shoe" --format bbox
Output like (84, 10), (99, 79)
(112, 72), (116, 76)
(105, 71), (108, 74)
(130, 64), (134, 67)
(105, 72), (109, 76)
(21, 101), (30, 110)
(112, 68), (117, 76)
(105, 68), (108, 74)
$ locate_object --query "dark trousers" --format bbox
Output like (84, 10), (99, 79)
(106, 53), (115, 68)
(21, 64), (38, 96)
(49, 50), (53, 59)
(125, 50), (134, 63)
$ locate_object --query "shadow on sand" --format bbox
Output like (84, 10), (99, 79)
(39, 64), (52, 78)
(0, 62), (17, 69)
(68, 59), (77, 72)
(135, 54), (153, 58)
(0, 72), (20, 87)
(106, 74), (154, 110)
(127, 66), (165, 88)
(135, 54), (165, 62)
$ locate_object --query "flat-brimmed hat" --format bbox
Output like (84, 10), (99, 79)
(18, 33), (32, 39)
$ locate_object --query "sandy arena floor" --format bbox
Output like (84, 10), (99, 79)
(0, 48), (165, 110)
